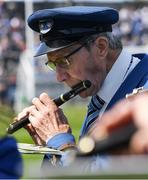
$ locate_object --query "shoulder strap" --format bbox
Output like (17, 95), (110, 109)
(106, 54), (148, 111)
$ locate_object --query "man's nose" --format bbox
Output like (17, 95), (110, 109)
(56, 66), (70, 82)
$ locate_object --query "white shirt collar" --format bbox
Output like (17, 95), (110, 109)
(97, 49), (140, 104)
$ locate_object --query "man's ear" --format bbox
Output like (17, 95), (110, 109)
(95, 36), (109, 57)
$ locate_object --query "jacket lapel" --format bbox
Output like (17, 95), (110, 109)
(106, 54), (148, 111)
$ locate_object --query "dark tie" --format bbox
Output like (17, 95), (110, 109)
(80, 95), (105, 137)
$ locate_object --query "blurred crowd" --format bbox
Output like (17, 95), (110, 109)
(115, 6), (148, 46)
(0, 2), (25, 108)
(0, 1), (148, 109)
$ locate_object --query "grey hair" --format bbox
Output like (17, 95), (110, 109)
(85, 32), (123, 50)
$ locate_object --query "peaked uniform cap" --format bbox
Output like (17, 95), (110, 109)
(27, 6), (119, 57)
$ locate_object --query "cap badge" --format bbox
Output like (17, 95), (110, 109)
(39, 20), (53, 34)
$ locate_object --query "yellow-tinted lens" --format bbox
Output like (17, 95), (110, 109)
(46, 61), (56, 71)
(46, 57), (70, 71)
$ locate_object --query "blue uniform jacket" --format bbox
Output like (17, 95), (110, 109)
(43, 53), (148, 170)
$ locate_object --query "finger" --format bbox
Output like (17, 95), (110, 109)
(39, 92), (57, 108)
(29, 113), (56, 134)
(131, 93), (148, 128)
(40, 93), (67, 129)
(49, 108), (61, 130)
(40, 93), (69, 131)
(29, 114), (56, 141)
(29, 105), (41, 119)
(32, 95), (59, 130)
(30, 105), (60, 132)
(99, 99), (132, 131)
(32, 97), (46, 112)
(129, 129), (148, 154)
(39, 93), (60, 129)
(17, 106), (34, 120)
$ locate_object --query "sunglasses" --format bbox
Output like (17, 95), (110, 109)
(45, 36), (97, 71)
(45, 43), (85, 71)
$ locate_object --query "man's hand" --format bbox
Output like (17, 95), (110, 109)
(89, 92), (148, 154)
(17, 93), (71, 145)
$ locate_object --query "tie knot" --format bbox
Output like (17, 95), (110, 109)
(81, 95), (105, 135)
(91, 95), (105, 110)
